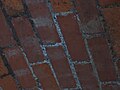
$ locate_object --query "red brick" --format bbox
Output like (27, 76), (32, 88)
(25, 0), (50, 18)
(99, 0), (120, 6)
(88, 37), (116, 81)
(46, 46), (76, 88)
(75, 64), (99, 90)
(102, 84), (120, 90)
(102, 7), (120, 58)
(32, 64), (60, 90)
(50, 0), (73, 12)
(37, 26), (60, 44)
(0, 10), (15, 47)
(12, 17), (44, 63)
(75, 0), (103, 34)
(0, 57), (8, 77)
(57, 14), (89, 61)
(26, 0), (60, 44)
(4, 46), (36, 89)
(0, 76), (18, 90)
(1, 0), (24, 16)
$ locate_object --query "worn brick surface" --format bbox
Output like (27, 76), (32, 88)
(0, 10), (15, 47)
(50, 0), (73, 12)
(1, 0), (24, 16)
(46, 46), (76, 88)
(32, 64), (60, 90)
(0, 0), (120, 89)
(99, 0), (120, 6)
(88, 37), (116, 81)
(12, 17), (44, 63)
(0, 76), (18, 90)
(4, 46), (36, 89)
(26, 0), (60, 44)
(102, 7), (120, 58)
(75, 64), (99, 90)
(75, 0), (103, 34)
(57, 14), (89, 61)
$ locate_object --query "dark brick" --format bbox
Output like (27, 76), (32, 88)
(37, 26), (61, 44)
(12, 17), (44, 63)
(50, 0), (73, 12)
(46, 46), (76, 88)
(75, 0), (103, 34)
(88, 37), (116, 81)
(32, 64), (60, 90)
(4, 46), (36, 89)
(1, 0), (24, 16)
(0, 76), (18, 90)
(57, 14), (89, 61)
(99, 0), (120, 6)
(102, 7), (120, 58)
(0, 10), (15, 47)
(26, 0), (60, 44)
(75, 64), (99, 90)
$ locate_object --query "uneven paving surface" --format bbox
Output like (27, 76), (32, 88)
(0, 0), (120, 90)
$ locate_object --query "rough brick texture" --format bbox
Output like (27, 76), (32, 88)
(0, 0), (120, 89)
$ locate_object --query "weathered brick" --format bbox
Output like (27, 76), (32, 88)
(0, 76), (18, 90)
(46, 46), (76, 88)
(4, 46), (36, 89)
(12, 17), (44, 63)
(99, 0), (120, 6)
(32, 64), (60, 90)
(75, 0), (103, 34)
(102, 7), (120, 58)
(75, 64), (99, 90)
(37, 26), (60, 44)
(88, 37), (116, 81)
(0, 57), (8, 77)
(102, 84), (120, 90)
(1, 0), (24, 16)
(25, 0), (50, 18)
(57, 14), (89, 61)
(50, 0), (73, 12)
(26, 0), (60, 44)
(0, 10), (15, 47)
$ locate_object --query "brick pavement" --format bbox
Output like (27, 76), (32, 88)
(0, 0), (120, 90)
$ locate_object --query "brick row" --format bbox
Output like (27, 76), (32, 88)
(12, 17), (44, 63)
(75, 64), (99, 90)
(25, 0), (60, 44)
(1, 0), (24, 16)
(32, 64), (60, 90)
(88, 37), (116, 81)
(0, 75), (18, 90)
(50, 0), (74, 12)
(4, 46), (36, 89)
(102, 7), (120, 58)
(98, 0), (120, 6)
(0, 10), (15, 47)
(46, 46), (76, 88)
(75, 0), (103, 34)
(57, 14), (89, 61)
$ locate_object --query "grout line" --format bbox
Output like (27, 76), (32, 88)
(23, 0), (61, 89)
(72, 3), (102, 89)
(47, 1), (82, 89)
